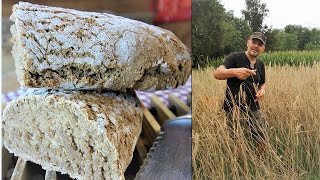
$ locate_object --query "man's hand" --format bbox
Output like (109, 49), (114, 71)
(234, 68), (256, 80)
(256, 89), (265, 101)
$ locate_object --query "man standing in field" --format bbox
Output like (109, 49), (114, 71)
(213, 32), (267, 154)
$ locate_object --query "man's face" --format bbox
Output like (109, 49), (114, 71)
(247, 38), (265, 57)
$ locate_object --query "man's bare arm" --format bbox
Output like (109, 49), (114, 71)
(213, 65), (256, 80)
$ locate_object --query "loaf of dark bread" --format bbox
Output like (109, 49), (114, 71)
(10, 2), (191, 91)
(2, 89), (143, 179)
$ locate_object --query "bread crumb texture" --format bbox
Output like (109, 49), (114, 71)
(10, 2), (191, 91)
(2, 88), (143, 180)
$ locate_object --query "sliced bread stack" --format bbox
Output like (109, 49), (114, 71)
(2, 2), (191, 180)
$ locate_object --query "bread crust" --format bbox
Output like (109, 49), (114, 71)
(10, 2), (191, 91)
(2, 89), (143, 180)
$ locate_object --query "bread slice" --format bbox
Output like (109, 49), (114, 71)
(2, 88), (143, 180)
(10, 2), (191, 91)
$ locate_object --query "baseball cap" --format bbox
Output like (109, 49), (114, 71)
(250, 32), (266, 45)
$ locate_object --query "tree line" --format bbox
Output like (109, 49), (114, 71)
(192, 0), (320, 67)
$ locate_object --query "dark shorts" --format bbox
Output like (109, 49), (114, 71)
(226, 110), (267, 144)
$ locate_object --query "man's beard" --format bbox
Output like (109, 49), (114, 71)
(249, 49), (259, 57)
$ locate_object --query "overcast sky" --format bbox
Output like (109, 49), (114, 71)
(220, 0), (320, 29)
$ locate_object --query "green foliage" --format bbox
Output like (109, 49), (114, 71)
(223, 22), (243, 54)
(305, 42), (320, 50)
(192, 0), (252, 68)
(264, 28), (280, 52)
(274, 32), (298, 51)
(241, 0), (269, 32)
(284, 25), (312, 50)
(284, 24), (304, 34)
(305, 28), (320, 50)
(192, 0), (226, 67)
(281, 25), (320, 51)
(223, 13), (252, 55)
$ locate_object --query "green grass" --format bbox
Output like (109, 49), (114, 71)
(260, 50), (320, 66)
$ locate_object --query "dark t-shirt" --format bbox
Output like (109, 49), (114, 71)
(223, 52), (266, 112)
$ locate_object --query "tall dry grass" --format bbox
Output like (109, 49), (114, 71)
(192, 63), (320, 179)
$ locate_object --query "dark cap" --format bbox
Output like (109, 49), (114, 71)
(250, 32), (266, 45)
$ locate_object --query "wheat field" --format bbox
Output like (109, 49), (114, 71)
(192, 63), (320, 179)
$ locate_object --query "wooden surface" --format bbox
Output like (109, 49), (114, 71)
(10, 158), (28, 180)
(168, 94), (190, 116)
(142, 107), (160, 146)
(151, 96), (176, 125)
(45, 171), (56, 180)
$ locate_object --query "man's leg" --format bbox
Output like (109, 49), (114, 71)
(226, 110), (249, 140)
(225, 111), (236, 139)
(250, 110), (268, 155)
